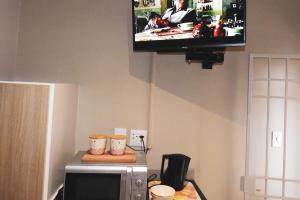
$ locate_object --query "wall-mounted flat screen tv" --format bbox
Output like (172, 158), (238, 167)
(132, 0), (246, 51)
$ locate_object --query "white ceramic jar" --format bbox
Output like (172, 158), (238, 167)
(110, 135), (127, 155)
(89, 134), (107, 155)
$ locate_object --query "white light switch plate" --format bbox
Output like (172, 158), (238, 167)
(272, 131), (283, 147)
(114, 128), (127, 136)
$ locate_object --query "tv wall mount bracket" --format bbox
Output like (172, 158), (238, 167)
(185, 48), (225, 69)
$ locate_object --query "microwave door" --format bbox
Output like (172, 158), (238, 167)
(64, 166), (129, 200)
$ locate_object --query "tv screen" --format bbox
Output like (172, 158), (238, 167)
(132, 0), (246, 51)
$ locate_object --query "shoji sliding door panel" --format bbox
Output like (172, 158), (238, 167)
(246, 55), (300, 200)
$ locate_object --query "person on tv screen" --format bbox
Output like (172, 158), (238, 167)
(144, 12), (167, 31)
(143, 0), (196, 30)
(161, 0), (196, 26)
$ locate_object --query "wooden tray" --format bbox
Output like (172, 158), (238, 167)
(148, 180), (202, 200)
(81, 147), (136, 163)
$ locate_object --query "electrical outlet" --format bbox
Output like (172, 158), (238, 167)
(129, 129), (147, 147)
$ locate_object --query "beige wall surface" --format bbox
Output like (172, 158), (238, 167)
(14, 0), (300, 200)
(48, 84), (78, 199)
(148, 52), (247, 200)
(0, 0), (21, 80)
(15, 0), (152, 150)
(147, 0), (300, 200)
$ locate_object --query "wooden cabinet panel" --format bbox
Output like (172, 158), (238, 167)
(0, 82), (77, 200)
(0, 84), (49, 200)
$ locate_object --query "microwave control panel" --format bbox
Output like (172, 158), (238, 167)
(131, 167), (147, 200)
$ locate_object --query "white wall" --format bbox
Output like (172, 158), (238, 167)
(0, 0), (21, 80)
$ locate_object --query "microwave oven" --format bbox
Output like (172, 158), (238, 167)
(63, 151), (147, 200)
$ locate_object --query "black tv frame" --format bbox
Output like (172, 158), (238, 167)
(132, 0), (246, 52)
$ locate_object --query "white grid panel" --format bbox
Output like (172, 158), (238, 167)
(246, 55), (300, 200)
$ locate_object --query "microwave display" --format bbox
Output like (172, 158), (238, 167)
(64, 173), (121, 200)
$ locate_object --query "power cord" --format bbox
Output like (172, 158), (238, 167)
(126, 144), (144, 152)
(126, 135), (151, 154)
(140, 135), (151, 153)
(140, 135), (146, 152)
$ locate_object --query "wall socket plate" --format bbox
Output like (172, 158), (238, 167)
(272, 131), (283, 147)
(129, 129), (147, 147)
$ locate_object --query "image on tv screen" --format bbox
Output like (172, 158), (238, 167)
(133, 0), (245, 42)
